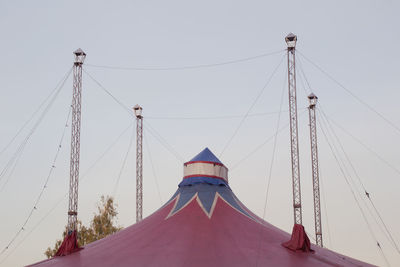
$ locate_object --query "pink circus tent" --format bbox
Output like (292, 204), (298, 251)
(28, 148), (375, 267)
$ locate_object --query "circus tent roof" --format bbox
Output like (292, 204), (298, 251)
(28, 148), (375, 267)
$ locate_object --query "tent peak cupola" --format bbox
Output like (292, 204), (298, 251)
(180, 148), (228, 187)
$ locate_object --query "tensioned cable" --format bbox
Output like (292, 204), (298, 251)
(0, 147), (25, 193)
(85, 65), (298, 163)
(0, 67), (73, 157)
(261, 71), (286, 218)
(299, 56), (399, 254)
(318, 108), (400, 254)
(112, 126), (135, 197)
(84, 69), (185, 163)
(143, 129), (163, 204)
(318, 114), (391, 266)
(298, 50), (400, 137)
(299, 59), (397, 254)
(230, 109), (307, 172)
(317, 110), (391, 267)
(83, 70), (132, 116)
(0, 68), (73, 189)
(297, 58), (339, 250)
(298, 60), (354, 249)
(319, 167), (333, 249)
(0, 194), (66, 265)
(80, 123), (134, 179)
(80, 79), (294, 122)
(0, 141), (28, 190)
(86, 64), (291, 161)
(87, 63), (287, 120)
(328, 116), (400, 177)
(230, 123), (289, 171)
(0, 105), (72, 257)
(296, 64), (312, 101)
(368, 197), (400, 254)
(145, 122), (184, 162)
(219, 54), (286, 157)
(318, 108), (388, 245)
(255, 69), (286, 267)
(145, 110), (291, 120)
(84, 50), (285, 71)
(144, 123), (184, 163)
(0, 122), (133, 264)
(296, 58), (313, 96)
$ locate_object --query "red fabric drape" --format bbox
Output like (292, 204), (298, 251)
(55, 231), (82, 257)
(282, 224), (314, 252)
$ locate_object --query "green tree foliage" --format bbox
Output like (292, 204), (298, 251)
(45, 195), (122, 258)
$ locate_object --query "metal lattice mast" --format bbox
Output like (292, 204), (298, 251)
(285, 33), (303, 225)
(308, 93), (323, 247)
(67, 48), (86, 233)
(134, 105), (143, 223)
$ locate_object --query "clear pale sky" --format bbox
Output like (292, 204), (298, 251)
(1, 0), (399, 266)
